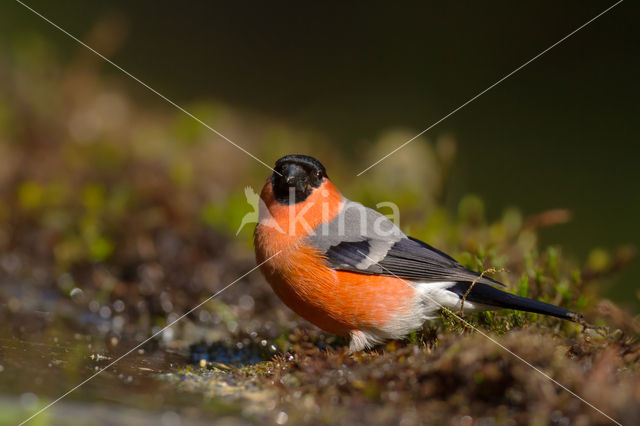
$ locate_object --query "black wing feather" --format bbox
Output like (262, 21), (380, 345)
(325, 240), (371, 269)
(324, 236), (505, 287)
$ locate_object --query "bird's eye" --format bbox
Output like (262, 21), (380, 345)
(315, 170), (322, 179)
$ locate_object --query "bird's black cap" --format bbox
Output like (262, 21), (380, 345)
(274, 154), (327, 178)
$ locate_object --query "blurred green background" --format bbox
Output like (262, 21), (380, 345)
(1, 0), (638, 311)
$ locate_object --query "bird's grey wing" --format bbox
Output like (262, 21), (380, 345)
(307, 200), (504, 287)
(307, 200), (405, 269)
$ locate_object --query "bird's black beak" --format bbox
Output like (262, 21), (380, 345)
(285, 173), (296, 185)
(271, 159), (321, 205)
(284, 164), (308, 193)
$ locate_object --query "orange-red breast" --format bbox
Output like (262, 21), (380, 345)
(254, 154), (580, 351)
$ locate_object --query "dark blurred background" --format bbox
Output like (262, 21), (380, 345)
(1, 0), (638, 310)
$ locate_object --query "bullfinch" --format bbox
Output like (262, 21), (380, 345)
(254, 154), (581, 352)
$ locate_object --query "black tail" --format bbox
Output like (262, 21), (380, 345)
(448, 282), (582, 321)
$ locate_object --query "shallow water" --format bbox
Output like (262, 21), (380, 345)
(0, 307), (273, 425)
